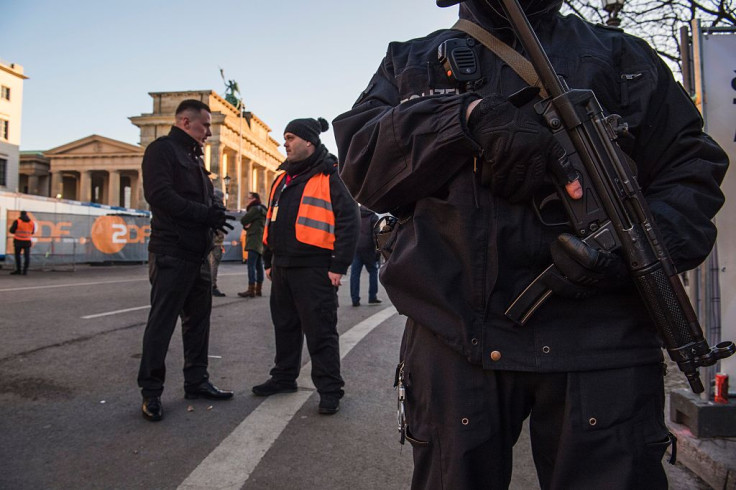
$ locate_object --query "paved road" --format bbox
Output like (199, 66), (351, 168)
(0, 263), (709, 489)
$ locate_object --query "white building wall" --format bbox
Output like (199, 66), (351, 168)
(700, 32), (736, 380)
(0, 60), (27, 193)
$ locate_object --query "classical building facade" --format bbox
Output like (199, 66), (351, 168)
(130, 90), (284, 210)
(45, 135), (145, 208)
(28, 90), (284, 211)
(0, 60), (27, 193)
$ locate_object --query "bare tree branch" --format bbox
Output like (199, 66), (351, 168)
(562, 0), (735, 72)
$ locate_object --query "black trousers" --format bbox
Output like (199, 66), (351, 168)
(402, 319), (671, 490)
(137, 253), (212, 397)
(269, 266), (344, 396)
(13, 240), (31, 272)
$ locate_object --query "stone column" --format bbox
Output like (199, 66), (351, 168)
(243, 158), (254, 210)
(108, 170), (121, 206)
(28, 175), (40, 196)
(50, 172), (63, 198)
(221, 150), (230, 208)
(208, 143), (221, 176)
(131, 172), (145, 210)
(236, 152), (243, 210)
(260, 168), (270, 198)
(79, 171), (92, 203)
(265, 170), (276, 196)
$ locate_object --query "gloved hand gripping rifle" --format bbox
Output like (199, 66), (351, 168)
(499, 0), (735, 393)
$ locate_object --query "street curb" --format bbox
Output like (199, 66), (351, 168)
(666, 419), (736, 490)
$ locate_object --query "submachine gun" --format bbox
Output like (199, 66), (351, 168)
(499, 0), (735, 393)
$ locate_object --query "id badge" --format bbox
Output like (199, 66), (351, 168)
(271, 205), (279, 222)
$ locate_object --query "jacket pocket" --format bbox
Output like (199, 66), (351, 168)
(405, 427), (430, 447)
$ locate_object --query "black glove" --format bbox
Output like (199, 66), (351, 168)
(206, 206), (235, 234)
(468, 87), (565, 203)
(543, 233), (629, 299)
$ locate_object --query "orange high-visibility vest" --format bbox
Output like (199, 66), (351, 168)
(13, 220), (34, 241)
(263, 172), (335, 250)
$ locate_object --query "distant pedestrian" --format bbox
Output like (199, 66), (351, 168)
(350, 206), (381, 307)
(252, 117), (359, 415)
(238, 192), (267, 298)
(9, 210), (35, 275)
(210, 187), (227, 297)
(138, 99), (235, 422)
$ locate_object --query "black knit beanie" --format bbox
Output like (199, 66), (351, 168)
(284, 117), (329, 146)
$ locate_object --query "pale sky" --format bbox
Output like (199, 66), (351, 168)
(1, 0), (459, 156)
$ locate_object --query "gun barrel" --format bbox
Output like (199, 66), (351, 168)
(499, 0), (566, 98)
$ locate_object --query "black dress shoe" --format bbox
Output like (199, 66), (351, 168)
(212, 288), (226, 297)
(318, 395), (340, 415)
(142, 396), (163, 422)
(184, 380), (234, 400)
(368, 298), (382, 305)
(252, 378), (298, 396)
(10, 271), (21, 275)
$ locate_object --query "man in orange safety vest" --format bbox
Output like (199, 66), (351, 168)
(8, 210), (36, 275)
(253, 117), (359, 415)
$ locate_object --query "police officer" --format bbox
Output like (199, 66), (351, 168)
(333, 0), (728, 487)
(252, 117), (359, 415)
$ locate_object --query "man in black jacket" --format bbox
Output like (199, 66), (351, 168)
(334, 0), (728, 488)
(350, 206), (382, 307)
(252, 117), (359, 415)
(138, 99), (234, 422)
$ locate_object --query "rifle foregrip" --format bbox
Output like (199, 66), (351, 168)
(632, 265), (707, 393)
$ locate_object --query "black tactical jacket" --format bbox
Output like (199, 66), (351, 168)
(333, 8), (728, 372)
(142, 126), (216, 263)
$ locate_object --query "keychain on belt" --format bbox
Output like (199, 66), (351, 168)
(395, 361), (407, 445)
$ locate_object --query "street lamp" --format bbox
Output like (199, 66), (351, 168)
(602, 0), (625, 27)
(223, 175), (231, 209)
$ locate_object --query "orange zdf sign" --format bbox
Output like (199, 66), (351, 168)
(6, 211), (150, 255)
(90, 216), (150, 254)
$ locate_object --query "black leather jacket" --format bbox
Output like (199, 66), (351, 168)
(142, 126), (216, 263)
(334, 8), (728, 371)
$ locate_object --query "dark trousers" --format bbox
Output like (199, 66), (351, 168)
(402, 319), (671, 490)
(13, 240), (31, 272)
(137, 253), (212, 397)
(247, 250), (264, 285)
(269, 266), (344, 396)
(350, 253), (378, 304)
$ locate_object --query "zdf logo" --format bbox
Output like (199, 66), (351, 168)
(90, 216), (150, 254)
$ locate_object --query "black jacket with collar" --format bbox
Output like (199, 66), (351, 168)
(142, 126), (215, 262)
(263, 145), (359, 274)
(333, 8), (728, 371)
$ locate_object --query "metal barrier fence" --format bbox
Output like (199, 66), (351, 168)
(4, 236), (82, 272)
